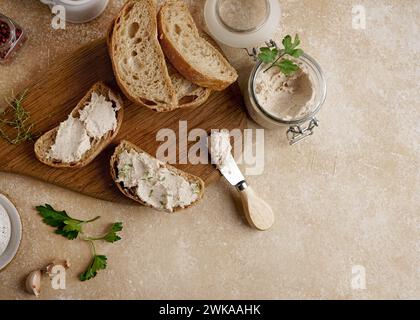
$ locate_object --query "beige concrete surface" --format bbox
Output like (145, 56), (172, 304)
(0, 0), (419, 299)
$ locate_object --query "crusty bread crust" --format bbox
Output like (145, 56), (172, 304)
(34, 81), (124, 169)
(167, 62), (211, 109)
(108, 0), (177, 112)
(107, 4), (211, 111)
(158, 0), (238, 91)
(110, 140), (205, 212)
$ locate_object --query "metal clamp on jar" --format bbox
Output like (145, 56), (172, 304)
(204, 0), (327, 145)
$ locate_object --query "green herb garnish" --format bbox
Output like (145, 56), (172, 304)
(0, 90), (36, 145)
(119, 164), (133, 179)
(85, 222), (123, 244)
(36, 204), (123, 281)
(36, 204), (100, 240)
(258, 34), (304, 76)
(141, 172), (154, 181)
(79, 254), (107, 282)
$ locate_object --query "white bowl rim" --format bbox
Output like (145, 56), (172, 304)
(0, 194), (22, 272)
(54, 0), (94, 6)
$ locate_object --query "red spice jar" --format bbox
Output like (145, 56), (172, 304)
(0, 13), (26, 64)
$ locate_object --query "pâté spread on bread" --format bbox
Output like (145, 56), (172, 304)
(49, 92), (120, 163)
(115, 148), (202, 212)
(48, 115), (92, 163)
(35, 82), (123, 168)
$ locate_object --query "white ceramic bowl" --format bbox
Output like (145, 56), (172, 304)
(41, 0), (109, 24)
(0, 194), (22, 271)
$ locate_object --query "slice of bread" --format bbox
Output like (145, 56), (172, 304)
(108, 0), (210, 111)
(34, 82), (123, 169)
(108, 18), (210, 110)
(167, 62), (211, 108)
(158, 0), (238, 91)
(109, 0), (177, 111)
(110, 140), (205, 212)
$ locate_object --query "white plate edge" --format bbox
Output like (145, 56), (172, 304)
(0, 194), (23, 271)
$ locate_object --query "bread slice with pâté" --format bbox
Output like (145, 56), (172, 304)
(34, 81), (124, 169)
(110, 140), (205, 212)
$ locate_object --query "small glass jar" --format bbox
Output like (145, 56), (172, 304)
(245, 52), (327, 144)
(205, 0), (281, 48)
(0, 14), (26, 64)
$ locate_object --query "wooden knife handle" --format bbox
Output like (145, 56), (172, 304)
(238, 185), (275, 231)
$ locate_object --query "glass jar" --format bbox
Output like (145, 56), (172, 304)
(204, 0), (327, 144)
(0, 14), (26, 64)
(205, 0), (281, 48)
(245, 52), (327, 144)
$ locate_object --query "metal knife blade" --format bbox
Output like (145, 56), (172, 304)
(218, 153), (246, 187)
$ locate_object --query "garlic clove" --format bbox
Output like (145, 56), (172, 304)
(25, 270), (42, 297)
(44, 260), (71, 278)
(44, 263), (54, 276)
(62, 259), (71, 269)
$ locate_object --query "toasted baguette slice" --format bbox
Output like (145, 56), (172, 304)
(109, 0), (178, 112)
(158, 0), (238, 91)
(110, 140), (205, 212)
(35, 82), (123, 169)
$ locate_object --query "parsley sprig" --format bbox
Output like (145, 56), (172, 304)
(79, 240), (108, 282)
(85, 222), (123, 243)
(258, 34), (304, 76)
(36, 204), (123, 281)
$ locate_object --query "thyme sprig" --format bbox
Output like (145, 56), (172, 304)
(0, 90), (36, 145)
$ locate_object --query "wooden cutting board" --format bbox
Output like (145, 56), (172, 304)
(0, 38), (247, 204)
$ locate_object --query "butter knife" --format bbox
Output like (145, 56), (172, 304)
(216, 149), (275, 231)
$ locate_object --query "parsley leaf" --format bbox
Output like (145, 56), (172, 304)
(257, 34), (304, 76)
(103, 222), (123, 243)
(59, 220), (83, 240)
(55, 228), (80, 240)
(79, 255), (108, 281)
(277, 59), (300, 75)
(283, 34), (303, 58)
(36, 204), (100, 240)
(258, 47), (279, 64)
(291, 48), (304, 58)
(36, 204), (75, 227)
(37, 204), (83, 240)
